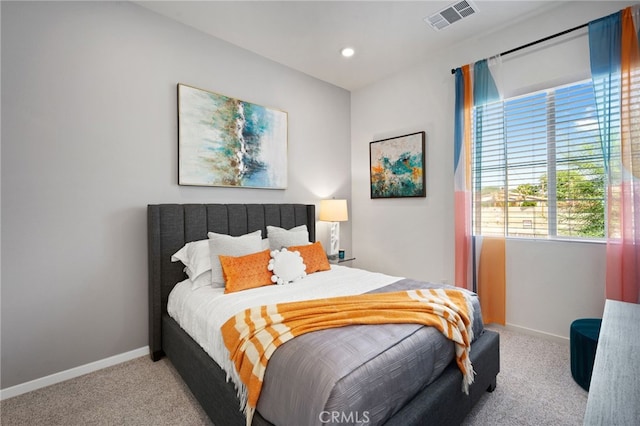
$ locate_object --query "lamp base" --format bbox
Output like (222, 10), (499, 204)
(328, 221), (340, 257)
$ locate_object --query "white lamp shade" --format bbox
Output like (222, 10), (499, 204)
(319, 199), (348, 222)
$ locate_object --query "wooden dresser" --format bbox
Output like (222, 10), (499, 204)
(583, 299), (640, 425)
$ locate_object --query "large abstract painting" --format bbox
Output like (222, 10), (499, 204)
(370, 131), (426, 198)
(178, 84), (287, 188)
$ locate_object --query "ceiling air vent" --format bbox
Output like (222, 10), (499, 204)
(425, 0), (478, 31)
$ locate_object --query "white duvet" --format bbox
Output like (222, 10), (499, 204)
(167, 264), (402, 405)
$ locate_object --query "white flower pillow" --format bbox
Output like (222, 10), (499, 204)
(267, 225), (310, 250)
(268, 248), (307, 285)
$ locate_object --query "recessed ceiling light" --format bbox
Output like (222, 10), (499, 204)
(341, 47), (355, 58)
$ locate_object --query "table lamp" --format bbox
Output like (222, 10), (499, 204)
(319, 199), (348, 261)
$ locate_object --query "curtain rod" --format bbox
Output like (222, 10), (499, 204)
(450, 22), (589, 74)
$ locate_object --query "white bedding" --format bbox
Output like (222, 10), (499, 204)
(167, 264), (402, 402)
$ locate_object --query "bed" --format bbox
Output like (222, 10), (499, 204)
(148, 203), (499, 426)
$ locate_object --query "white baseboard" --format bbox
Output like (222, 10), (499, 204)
(486, 322), (569, 344)
(0, 346), (149, 401)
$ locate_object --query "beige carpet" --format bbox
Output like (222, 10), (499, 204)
(1, 325), (587, 425)
(462, 325), (588, 426)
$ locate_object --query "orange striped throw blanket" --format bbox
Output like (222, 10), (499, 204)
(221, 288), (475, 425)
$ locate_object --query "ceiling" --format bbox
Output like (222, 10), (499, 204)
(136, 1), (566, 91)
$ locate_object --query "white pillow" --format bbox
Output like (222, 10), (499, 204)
(267, 225), (309, 250)
(268, 248), (306, 285)
(171, 239), (210, 280)
(189, 270), (213, 290)
(208, 230), (262, 287)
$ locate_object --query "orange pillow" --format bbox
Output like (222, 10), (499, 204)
(288, 241), (331, 274)
(219, 249), (273, 293)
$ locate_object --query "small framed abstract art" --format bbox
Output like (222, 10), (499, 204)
(177, 83), (288, 189)
(369, 131), (426, 199)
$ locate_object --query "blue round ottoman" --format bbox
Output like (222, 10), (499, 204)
(570, 318), (602, 391)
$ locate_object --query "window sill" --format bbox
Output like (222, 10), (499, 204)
(503, 236), (606, 245)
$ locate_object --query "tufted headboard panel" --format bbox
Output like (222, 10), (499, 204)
(147, 203), (316, 360)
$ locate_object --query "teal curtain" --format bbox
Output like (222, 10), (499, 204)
(589, 12), (621, 174)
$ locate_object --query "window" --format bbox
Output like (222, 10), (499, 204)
(472, 80), (606, 240)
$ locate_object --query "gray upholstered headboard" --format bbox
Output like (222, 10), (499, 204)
(147, 203), (316, 360)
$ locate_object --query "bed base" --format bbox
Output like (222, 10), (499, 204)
(163, 314), (499, 426)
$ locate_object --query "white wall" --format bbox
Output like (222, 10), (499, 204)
(0, 1), (351, 389)
(351, 1), (629, 339)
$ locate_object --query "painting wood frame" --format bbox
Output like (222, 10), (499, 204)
(369, 131), (426, 199)
(178, 83), (288, 189)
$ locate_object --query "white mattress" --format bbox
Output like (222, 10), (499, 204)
(167, 265), (402, 402)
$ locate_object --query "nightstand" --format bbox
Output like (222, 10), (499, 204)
(328, 255), (355, 265)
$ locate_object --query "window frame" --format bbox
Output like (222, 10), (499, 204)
(470, 79), (607, 243)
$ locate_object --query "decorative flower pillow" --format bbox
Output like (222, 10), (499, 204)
(268, 248), (306, 285)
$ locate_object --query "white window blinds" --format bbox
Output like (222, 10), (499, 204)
(472, 80), (606, 240)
